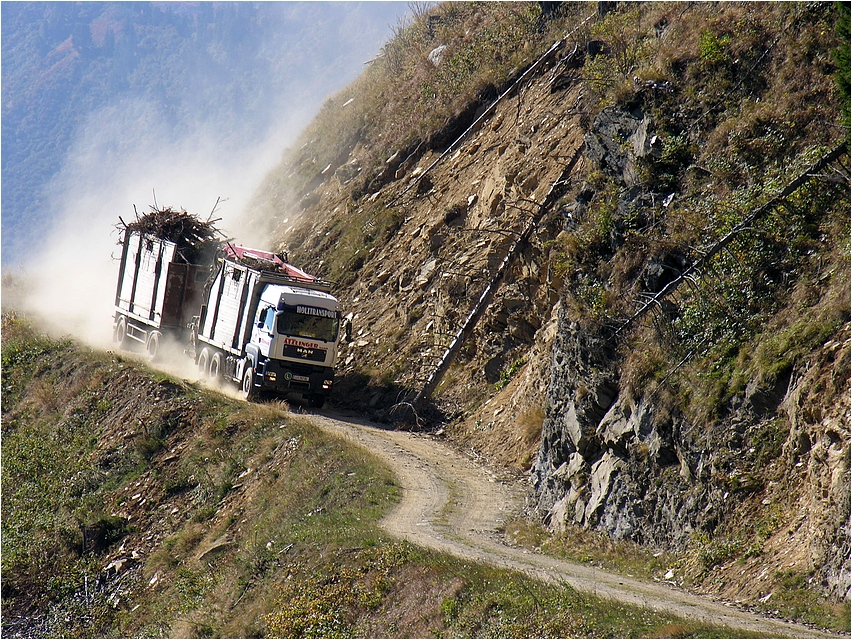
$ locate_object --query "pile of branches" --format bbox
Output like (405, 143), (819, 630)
(121, 206), (222, 264)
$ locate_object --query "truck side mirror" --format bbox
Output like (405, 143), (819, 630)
(343, 318), (353, 343)
(258, 306), (273, 330)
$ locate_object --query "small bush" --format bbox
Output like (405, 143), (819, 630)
(584, 7), (650, 101)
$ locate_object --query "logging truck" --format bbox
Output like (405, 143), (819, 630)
(113, 222), (341, 406)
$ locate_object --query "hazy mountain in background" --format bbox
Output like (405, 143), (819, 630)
(1, 1), (410, 267)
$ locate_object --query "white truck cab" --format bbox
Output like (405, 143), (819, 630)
(193, 246), (341, 406)
(251, 284), (340, 370)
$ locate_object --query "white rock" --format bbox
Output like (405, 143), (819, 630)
(428, 44), (447, 66)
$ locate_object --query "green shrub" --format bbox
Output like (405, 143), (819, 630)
(698, 30), (732, 64)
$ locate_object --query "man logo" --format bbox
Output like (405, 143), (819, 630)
(284, 372), (293, 381)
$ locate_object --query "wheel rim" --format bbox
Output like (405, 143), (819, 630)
(242, 367), (254, 398)
(198, 350), (210, 378)
(147, 334), (160, 360)
(210, 354), (221, 379)
(115, 317), (126, 346)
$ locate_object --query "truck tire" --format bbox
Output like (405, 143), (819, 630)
(146, 332), (161, 361)
(197, 348), (211, 379)
(310, 395), (325, 409)
(241, 366), (257, 401)
(115, 316), (127, 348)
(209, 352), (222, 380)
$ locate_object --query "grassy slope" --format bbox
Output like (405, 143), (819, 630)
(247, 2), (588, 249)
(2, 313), (750, 638)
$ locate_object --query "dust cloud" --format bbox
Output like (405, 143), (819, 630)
(7, 3), (411, 386)
(17, 97), (306, 351)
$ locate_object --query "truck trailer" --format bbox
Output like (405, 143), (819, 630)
(113, 211), (341, 406)
(113, 229), (211, 359)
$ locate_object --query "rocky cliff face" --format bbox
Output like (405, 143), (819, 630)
(533, 306), (850, 600)
(531, 25), (850, 599)
(261, 39), (591, 439)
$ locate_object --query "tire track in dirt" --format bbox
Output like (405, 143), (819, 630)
(309, 411), (841, 639)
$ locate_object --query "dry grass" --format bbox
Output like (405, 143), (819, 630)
(2, 315), (751, 638)
(504, 519), (674, 581)
(258, 2), (591, 213)
(519, 405), (545, 444)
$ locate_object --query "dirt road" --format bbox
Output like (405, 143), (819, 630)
(309, 411), (841, 639)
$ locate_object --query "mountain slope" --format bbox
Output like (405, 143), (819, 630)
(248, 0), (850, 626)
(3, 1), (848, 634)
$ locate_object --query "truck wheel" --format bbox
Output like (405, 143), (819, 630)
(197, 348), (211, 379)
(310, 395), (325, 409)
(209, 353), (222, 380)
(146, 332), (161, 361)
(241, 366), (257, 401)
(115, 316), (127, 348)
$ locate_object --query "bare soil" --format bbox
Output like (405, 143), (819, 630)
(309, 410), (843, 639)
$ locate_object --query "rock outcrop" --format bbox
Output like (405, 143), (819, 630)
(529, 40), (850, 602)
(533, 312), (850, 600)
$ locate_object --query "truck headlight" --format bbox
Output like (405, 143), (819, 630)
(322, 379), (333, 390)
(266, 372), (277, 382)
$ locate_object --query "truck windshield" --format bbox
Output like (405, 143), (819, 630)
(276, 310), (339, 343)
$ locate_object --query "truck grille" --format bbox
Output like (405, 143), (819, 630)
(282, 344), (327, 363)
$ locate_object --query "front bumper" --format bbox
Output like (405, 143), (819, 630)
(257, 358), (333, 396)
